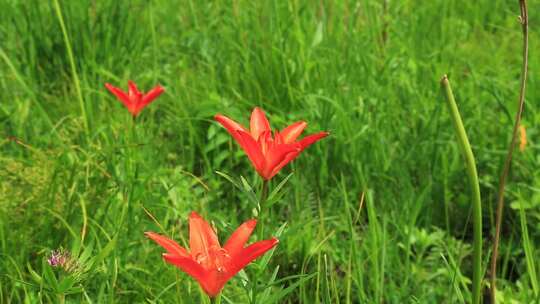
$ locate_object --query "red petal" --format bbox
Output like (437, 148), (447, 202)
(250, 107), (271, 140)
(105, 83), (130, 107)
(214, 114), (248, 143)
(236, 130), (265, 174)
(297, 132), (329, 151)
(281, 121), (307, 143)
(189, 212), (221, 260)
(266, 132), (328, 179)
(274, 130), (284, 145)
(267, 151), (300, 180)
(223, 219), (257, 258)
(162, 254), (212, 293)
(132, 85), (164, 116)
(128, 80), (141, 96)
(262, 144), (301, 180)
(225, 238), (278, 280)
(144, 232), (189, 257)
(140, 85), (165, 108)
(258, 130), (273, 156)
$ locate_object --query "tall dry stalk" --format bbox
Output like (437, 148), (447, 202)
(490, 1), (529, 303)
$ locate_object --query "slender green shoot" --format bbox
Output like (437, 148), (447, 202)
(258, 180), (269, 239)
(440, 75), (483, 304)
(517, 198), (539, 296)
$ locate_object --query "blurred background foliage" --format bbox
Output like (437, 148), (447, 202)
(0, 0), (539, 302)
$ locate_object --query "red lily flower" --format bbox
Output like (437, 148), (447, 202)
(105, 80), (164, 117)
(215, 107), (329, 180)
(145, 212), (278, 297)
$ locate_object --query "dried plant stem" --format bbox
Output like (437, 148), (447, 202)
(440, 75), (483, 304)
(490, 1), (529, 302)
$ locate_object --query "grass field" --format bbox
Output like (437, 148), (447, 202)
(1, 1), (539, 303)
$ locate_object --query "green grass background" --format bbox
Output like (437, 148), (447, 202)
(1, 0), (539, 303)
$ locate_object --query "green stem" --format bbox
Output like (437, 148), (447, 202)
(210, 293), (221, 304)
(253, 181), (267, 303)
(119, 117), (138, 235)
(127, 117), (139, 231)
(131, 114), (138, 146)
(440, 75), (483, 304)
(58, 293), (66, 304)
(258, 180), (269, 239)
(260, 180), (269, 208)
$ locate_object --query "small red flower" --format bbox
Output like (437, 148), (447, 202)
(105, 80), (164, 117)
(145, 212), (278, 297)
(215, 107), (329, 180)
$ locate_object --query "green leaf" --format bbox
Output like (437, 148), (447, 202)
(266, 173), (293, 208)
(239, 176), (259, 206)
(57, 276), (76, 294)
(27, 263), (43, 285)
(78, 241), (95, 264)
(42, 259), (59, 292)
(215, 171), (241, 189)
(261, 273), (316, 304)
(518, 198), (539, 295)
(260, 266), (280, 300)
(311, 21), (324, 48)
(257, 222), (287, 273)
(88, 237), (116, 268)
(64, 286), (84, 295)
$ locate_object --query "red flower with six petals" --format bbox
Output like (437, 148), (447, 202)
(145, 212), (278, 297)
(215, 107), (329, 180)
(105, 80), (164, 117)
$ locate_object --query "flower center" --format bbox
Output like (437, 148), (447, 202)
(194, 246), (231, 273)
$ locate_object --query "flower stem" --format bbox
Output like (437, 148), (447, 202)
(119, 115), (139, 237)
(260, 180), (269, 207)
(210, 293), (221, 304)
(490, 1), (529, 302)
(58, 293), (66, 304)
(126, 116), (139, 233)
(440, 75), (483, 304)
(258, 180), (269, 239)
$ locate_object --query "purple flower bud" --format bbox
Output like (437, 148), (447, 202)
(47, 250), (67, 267)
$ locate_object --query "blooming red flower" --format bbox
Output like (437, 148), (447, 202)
(215, 107), (329, 180)
(145, 212), (278, 297)
(105, 80), (164, 117)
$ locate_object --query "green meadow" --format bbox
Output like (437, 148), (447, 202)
(1, 1), (539, 303)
